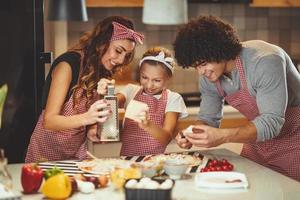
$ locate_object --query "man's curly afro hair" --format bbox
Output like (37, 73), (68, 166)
(173, 15), (242, 68)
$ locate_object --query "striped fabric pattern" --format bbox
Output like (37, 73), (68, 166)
(38, 151), (209, 177)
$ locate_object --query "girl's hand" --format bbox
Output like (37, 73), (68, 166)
(82, 99), (112, 125)
(175, 132), (193, 149)
(97, 79), (115, 95)
(137, 109), (150, 129)
(185, 125), (225, 148)
(87, 124), (100, 142)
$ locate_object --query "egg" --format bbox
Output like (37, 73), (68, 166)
(139, 177), (151, 184)
(159, 179), (173, 189)
(135, 181), (145, 189)
(125, 179), (138, 188)
(144, 180), (159, 189)
(77, 180), (95, 194)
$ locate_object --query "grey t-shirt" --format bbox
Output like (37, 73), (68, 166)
(198, 40), (300, 142)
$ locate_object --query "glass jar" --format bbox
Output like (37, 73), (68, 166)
(0, 148), (12, 191)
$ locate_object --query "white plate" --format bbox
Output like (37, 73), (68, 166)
(195, 172), (248, 189)
(77, 158), (133, 175)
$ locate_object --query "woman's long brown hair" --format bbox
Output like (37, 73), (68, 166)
(70, 16), (135, 110)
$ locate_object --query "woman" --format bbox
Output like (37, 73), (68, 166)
(173, 16), (300, 181)
(25, 16), (144, 162)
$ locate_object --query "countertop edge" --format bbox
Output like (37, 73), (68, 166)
(119, 105), (244, 119)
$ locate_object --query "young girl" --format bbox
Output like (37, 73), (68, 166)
(97, 47), (188, 156)
(25, 16), (144, 162)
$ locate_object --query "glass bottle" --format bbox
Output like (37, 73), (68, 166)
(97, 84), (120, 141)
(0, 149), (12, 192)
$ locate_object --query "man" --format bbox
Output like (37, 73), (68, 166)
(173, 15), (300, 181)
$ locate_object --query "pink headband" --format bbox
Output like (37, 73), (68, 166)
(110, 22), (144, 45)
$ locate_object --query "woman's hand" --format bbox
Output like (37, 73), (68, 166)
(175, 132), (193, 149)
(185, 125), (225, 148)
(97, 79), (115, 95)
(86, 124), (100, 142)
(82, 99), (112, 126)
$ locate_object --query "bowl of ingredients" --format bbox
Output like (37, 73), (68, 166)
(132, 162), (162, 178)
(163, 159), (190, 180)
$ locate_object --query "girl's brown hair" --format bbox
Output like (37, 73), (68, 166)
(140, 47), (175, 77)
(70, 16), (135, 109)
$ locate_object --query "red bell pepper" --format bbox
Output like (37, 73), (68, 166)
(21, 163), (43, 194)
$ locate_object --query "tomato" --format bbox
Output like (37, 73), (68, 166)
(211, 159), (218, 166)
(221, 159), (229, 165)
(228, 164), (234, 171)
(222, 165), (229, 171)
(202, 167), (208, 172)
(210, 167), (216, 172)
(201, 159), (235, 173)
(216, 166), (222, 171)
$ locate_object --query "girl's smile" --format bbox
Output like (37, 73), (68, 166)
(139, 63), (170, 95)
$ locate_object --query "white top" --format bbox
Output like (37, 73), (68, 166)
(118, 84), (188, 119)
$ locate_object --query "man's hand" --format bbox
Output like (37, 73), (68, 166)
(185, 125), (225, 148)
(175, 131), (193, 149)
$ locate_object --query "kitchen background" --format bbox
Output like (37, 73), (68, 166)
(45, 1), (300, 96)
(43, 0), (300, 157)
(1, 0), (299, 162)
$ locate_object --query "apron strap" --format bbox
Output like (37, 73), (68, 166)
(235, 56), (248, 90)
(215, 56), (250, 97)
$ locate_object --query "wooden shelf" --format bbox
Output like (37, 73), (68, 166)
(86, 0), (144, 7)
(251, 0), (300, 7)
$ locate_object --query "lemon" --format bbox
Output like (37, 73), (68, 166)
(124, 167), (141, 179)
(42, 173), (71, 199)
(111, 169), (125, 189)
(111, 167), (141, 189)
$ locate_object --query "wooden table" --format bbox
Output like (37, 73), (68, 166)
(7, 148), (300, 200)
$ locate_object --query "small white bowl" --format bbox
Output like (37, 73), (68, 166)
(163, 159), (189, 180)
(141, 166), (157, 178)
(133, 162), (162, 178)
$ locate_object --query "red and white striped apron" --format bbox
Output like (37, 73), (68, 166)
(216, 57), (300, 181)
(25, 89), (94, 163)
(120, 89), (168, 156)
